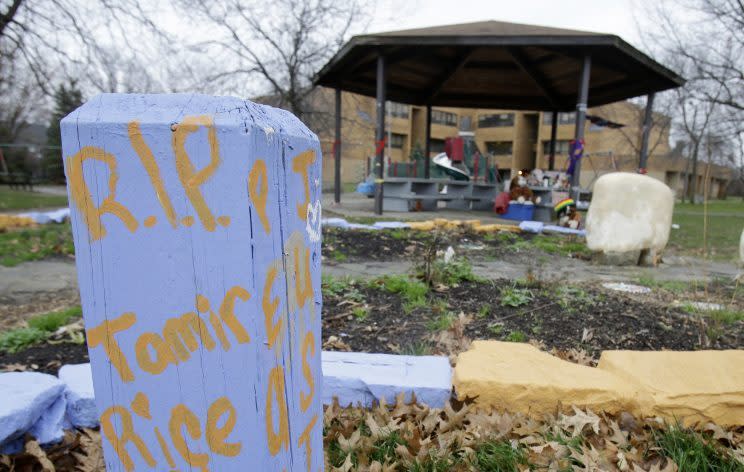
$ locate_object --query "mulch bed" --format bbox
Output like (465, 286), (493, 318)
(322, 279), (743, 359)
(321, 227), (560, 263)
(2, 277), (741, 374)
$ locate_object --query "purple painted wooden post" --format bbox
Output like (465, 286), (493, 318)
(61, 94), (323, 471)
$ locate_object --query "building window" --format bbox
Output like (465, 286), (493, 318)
(478, 113), (515, 128)
(429, 138), (445, 153)
(485, 141), (513, 155)
(542, 140), (572, 154)
(388, 102), (409, 118)
(431, 110), (457, 126)
(390, 133), (406, 149)
(543, 112), (576, 125)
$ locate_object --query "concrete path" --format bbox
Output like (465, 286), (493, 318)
(326, 254), (739, 282)
(1, 253), (738, 307)
(0, 260), (78, 304)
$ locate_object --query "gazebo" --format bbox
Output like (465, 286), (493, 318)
(314, 20), (684, 214)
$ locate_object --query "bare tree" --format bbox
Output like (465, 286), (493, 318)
(640, 0), (742, 202)
(594, 95), (673, 159)
(1, 0), (173, 95)
(176, 0), (371, 120)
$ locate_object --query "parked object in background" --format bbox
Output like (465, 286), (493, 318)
(586, 173), (673, 266)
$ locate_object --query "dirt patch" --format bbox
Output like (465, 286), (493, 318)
(0, 342), (88, 374)
(321, 227), (588, 265)
(0, 289), (79, 331)
(3, 278), (741, 374)
(321, 279), (743, 360)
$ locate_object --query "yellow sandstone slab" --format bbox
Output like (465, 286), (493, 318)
(453, 341), (642, 416)
(598, 350), (744, 426)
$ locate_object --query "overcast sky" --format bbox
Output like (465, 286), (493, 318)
(368, 0), (644, 47)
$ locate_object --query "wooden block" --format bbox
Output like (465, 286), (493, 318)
(61, 94), (323, 471)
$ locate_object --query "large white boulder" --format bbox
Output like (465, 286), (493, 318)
(586, 173), (674, 254)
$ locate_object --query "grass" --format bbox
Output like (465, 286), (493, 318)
(500, 285), (533, 308)
(0, 327), (48, 354)
(510, 234), (591, 258)
(427, 312), (455, 332)
(369, 431), (406, 464)
(471, 440), (526, 471)
(488, 324), (503, 336)
(425, 258), (484, 286)
(669, 199), (744, 262)
(28, 306), (82, 331)
(389, 228), (409, 240)
(373, 274), (428, 313)
(709, 308), (744, 325)
(0, 188), (68, 211)
(0, 222), (74, 266)
(556, 286), (595, 313)
(408, 451), (460, 471)
(654, 424), (742, 472)
(0, 306), (83, 354)
(322, 274), (353, 298)
(401, 341), (432, 356)
(352, 306), (369, 321)
(636, 276), (692, 293)
(505, 330), (527, 342)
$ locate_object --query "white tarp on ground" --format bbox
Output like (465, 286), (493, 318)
(18, 208), (71, 224)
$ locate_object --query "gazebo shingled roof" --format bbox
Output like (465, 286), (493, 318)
(314, 20), (684, 111)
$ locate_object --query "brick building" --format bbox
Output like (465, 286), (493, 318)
(313, 89), (732, 199)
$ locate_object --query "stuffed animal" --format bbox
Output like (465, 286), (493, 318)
(509, 169), (540, 204)
(555, 198), (581, 229)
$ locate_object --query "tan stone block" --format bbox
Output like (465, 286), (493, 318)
(598, 350), (744, 426)
(453, 341), (642, 416)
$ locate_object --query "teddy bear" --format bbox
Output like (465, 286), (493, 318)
(509, 169), (541, 204)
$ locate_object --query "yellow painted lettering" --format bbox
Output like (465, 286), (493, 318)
(163, 312), (216, 362)
(66, 146), (138, 241)
(293, 246), (313, 309)
(169, 404), (210, 472)
(265, 366), (289, 456)
(86, 313), (136, 383)
(219, 286), (251, 344)
(206, 397), (242, 457)
(100, 406), (156, 472)
(291, 150), (316, 221)
(172, 115), (220, 231)
(199, 294), (230, 351)
(298, 414), (318, 472)
(300, 331), (315, 412)
(135, 331), (177, 375)
(248, 159), (271, 234)
(128, 121), (178, 228)
(263, 266), (282, 348)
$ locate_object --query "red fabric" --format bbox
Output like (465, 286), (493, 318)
(493, 191), (510, 214)
(445, 137), (464, 162)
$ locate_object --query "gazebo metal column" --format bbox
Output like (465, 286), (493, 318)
(571, 54), (591, 191)
(638, 92), (655, 173)
(333, 88), (342, 203)
(424, 104), (432, 179)
(374, 54), (386, 215)
(548, 110), (558, 170)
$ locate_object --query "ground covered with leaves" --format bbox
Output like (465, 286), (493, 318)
(2, 397), (743, 471)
